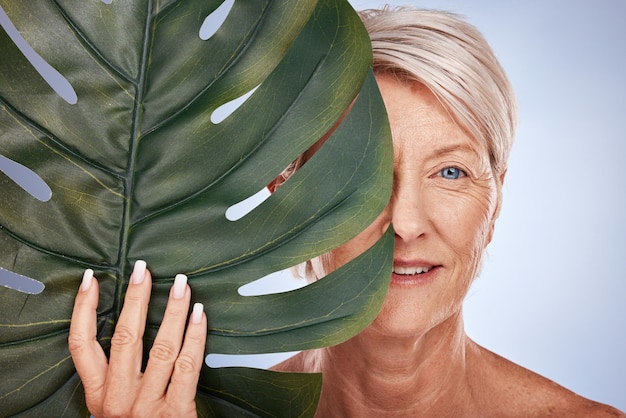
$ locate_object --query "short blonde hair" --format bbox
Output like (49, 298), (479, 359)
(361, 6), (517, 176)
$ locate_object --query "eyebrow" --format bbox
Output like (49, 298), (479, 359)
(393, 141), (482, 166)
(427, 142), (480, 159)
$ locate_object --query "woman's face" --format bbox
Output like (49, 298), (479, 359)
(314, 74), (503, 338)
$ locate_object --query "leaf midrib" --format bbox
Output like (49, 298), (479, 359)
(115, 0), (156, 310)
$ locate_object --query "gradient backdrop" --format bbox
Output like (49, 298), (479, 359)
(1, 0), (624, 411)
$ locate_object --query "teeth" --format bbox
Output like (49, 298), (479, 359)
(393, 266), (431, 275)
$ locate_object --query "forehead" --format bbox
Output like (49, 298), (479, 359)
(375, 74), (486, 161)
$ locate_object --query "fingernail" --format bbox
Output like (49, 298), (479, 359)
(192, 302), (204, 324)
(132, 260), (147, 285)
(81, 269), (94, 291)
(173, 274), (187, 299)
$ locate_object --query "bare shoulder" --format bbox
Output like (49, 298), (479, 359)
(468, 341), (625, 417)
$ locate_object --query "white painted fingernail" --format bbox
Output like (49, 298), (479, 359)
(173, 274), (187, 299)
(81, 269), (94, 291)
(192, 302), (204, 324)
(132, 260), (147, 284)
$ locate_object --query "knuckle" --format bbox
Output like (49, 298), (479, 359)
(131, 405), (179, 418)
(123, 291), (145, 303)
(67, 332), (89, 355)
(102, 401), (128, 418)
(149, 341), (178, 363)
(184, 332), (205, 346)
(166, 398), (197, 417)
(80, 376), (105, 397)
(162, 409), (183, 418)
(110, 324), (139, 348)
(82, 386), (105, 416)
(165, 304), (187, 318)
(174, 352), (199, 374)
(130, 402), (151, 418)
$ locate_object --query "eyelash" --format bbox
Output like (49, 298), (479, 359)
(440, 166), (466, 180)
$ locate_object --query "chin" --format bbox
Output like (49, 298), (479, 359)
(367, 290), (433, 338)
(367, 285), (464, 340)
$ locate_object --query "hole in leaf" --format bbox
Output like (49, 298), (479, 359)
(0, 267), (45, 295)
(205, 351), (300, 369)
(199, 0), (235, 41)
(0, 6), (77, 104)
(0, 154), (52, 202)
(211, 84), (259, 124)
(101, 0), (112, 4)
(225, 186), (270, 221)
(206, 270), (305, 367)
(238, 269), (307, 296)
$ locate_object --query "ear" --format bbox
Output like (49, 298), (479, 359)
(498, 168), (507, 187)
(486, 168), (507, 245)
(493, 167), (507, 217)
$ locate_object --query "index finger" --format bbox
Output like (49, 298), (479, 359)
(68, 269), (108, 408)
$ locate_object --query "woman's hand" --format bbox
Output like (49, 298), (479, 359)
(68, 261), (207, 417)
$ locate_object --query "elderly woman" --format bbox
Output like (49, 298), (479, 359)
(69, 6), (624, 417)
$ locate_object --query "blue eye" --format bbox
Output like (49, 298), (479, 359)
(440, 167), (464, 179)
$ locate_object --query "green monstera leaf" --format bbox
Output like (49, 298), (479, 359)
(0, 0), (393, 416)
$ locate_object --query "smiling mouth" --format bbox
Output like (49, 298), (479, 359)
(390, 264), (439, 286)
(392, 265), (433, 275)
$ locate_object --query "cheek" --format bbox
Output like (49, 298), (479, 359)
(434, 184), (498, 266)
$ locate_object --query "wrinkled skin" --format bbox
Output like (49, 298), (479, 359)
(275, 74), (624, 417)
(315, 74), (502, 339)
(69, 261), (207, 418)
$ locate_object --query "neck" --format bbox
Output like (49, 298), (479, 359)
(315, 312), (473, 417)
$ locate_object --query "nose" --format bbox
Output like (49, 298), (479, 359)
(390, 185), (430, 243)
